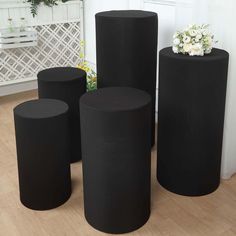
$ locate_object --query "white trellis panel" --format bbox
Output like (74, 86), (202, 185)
(0, 0), (84, 95)
(0, 22), (82, 83)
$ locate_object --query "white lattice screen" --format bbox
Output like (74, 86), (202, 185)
(0, 21), (82, 84)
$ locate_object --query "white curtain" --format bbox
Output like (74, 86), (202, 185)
(175, 0), (236, 179)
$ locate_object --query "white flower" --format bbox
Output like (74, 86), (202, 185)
(183, 44), (192, 53)
(205, 36), (213, 45)
(196, 34), (202, 40)
(202, 30), (209, 36)
(172, 46), (179, 54)
(183, 35), (191, 43)
(205, 48), (212, 54)
(179, 43), (183, 47)
(189, 29), (197, 37)
(173, 38), (180, 45)
(189, 43), (204, 56)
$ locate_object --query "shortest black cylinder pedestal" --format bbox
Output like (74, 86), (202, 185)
(80, 87), (152, 234)
(14, 99), (72, 210)
(38, 67), (87, 163)
(157, 47), (229, 196)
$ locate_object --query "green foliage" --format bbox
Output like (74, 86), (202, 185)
(77, 62), (97, 92)
(26, 0), (70, 17)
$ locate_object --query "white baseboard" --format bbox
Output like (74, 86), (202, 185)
(0, 77), (37, 96)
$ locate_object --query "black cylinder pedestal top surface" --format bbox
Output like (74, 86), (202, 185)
(14, 99), (72, 210)
(96, 10), (158, 146)
(157, 47), (229, 196)
(80, 87), (152, 234)
(37, 67), (87, 163)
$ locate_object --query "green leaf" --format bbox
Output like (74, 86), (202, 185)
(27, 0), (69, 17)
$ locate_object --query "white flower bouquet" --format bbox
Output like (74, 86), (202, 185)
(172, 24), (216, 56)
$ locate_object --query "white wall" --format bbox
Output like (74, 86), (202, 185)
(222, 55), (236, 179)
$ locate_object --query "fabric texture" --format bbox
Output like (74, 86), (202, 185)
(80, 87), (152, 234)
(96, 10), (158, 146)
(38, 67), (87, 163)
(157, 47), (229, 196)
(14, 99), (72, 210)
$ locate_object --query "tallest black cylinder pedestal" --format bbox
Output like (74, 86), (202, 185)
(96, 10), (158, 146)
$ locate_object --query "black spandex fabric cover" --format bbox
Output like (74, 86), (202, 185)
(80, 87), (152, 234)
(157, 47), (229, 196)
(37, 67), (86, 163)
(14, 99), (71, 210)
(96, 10), (158, 146)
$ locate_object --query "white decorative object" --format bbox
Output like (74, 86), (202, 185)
(7, 18), (14, 33)
(172, 24), (215, 56)
(0, 27), (37, 49)
(20, 17), (27, 32)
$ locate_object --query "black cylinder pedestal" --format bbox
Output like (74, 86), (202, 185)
(14, 99), (72, 210)
(38, 67), (87, 163)
(96, 10), (158, 146)
(80, 87), (151, 234)
(157, 47), (229, 196)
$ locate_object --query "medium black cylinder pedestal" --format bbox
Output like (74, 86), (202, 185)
(80, 87), (151, 234)
(14, 99), (72, 210)
(38, 67), (87, 163)
(96, 10), (158, 146)
(157, 47), (229, 196)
